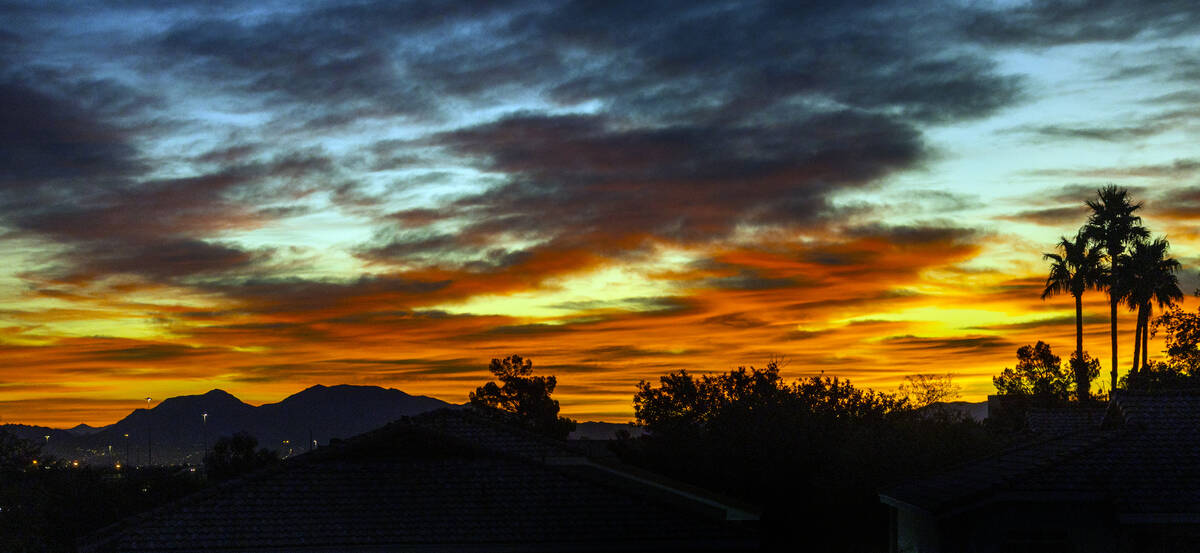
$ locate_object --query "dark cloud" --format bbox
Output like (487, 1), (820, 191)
(198, 275), (453, 314)
(404, 110), (923, 251)
(1014, 123), (1164, 142)
(0, 77), (144, 192)
(75, 239), (267, 281)
(844, 223), (981, 246)
(580, 345), (702, 362)
(967, 0), (1200, 45)
(783, 329), (832, 341)
(328, 357), (480, 376)
(703, 312), (769, 329)
(785, 290), (924, 313)
(548, 296), (690, 313)
(5, 0), (1031, 293)
(1153, 186), (1200, 219)
(703, 269), (810, 291)
(970, 314), (1108, 331)
(880, 334), (1014, 352)
(996, 206), (1090, 226)
(91, 343), (214, 361)
(1030, 159), (1200, 180)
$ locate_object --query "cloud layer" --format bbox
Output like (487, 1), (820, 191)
(2, 0), (1199, 424)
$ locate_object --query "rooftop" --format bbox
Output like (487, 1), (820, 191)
(82, 409), (758, 552)
(881, 391), (1200, 521)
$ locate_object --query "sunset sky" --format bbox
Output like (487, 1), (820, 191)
(3, 0), (1200, 426)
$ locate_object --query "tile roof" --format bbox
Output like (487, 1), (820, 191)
(881, 391), (1200, 520)
(83, 408), (758, 552)
(1025, 406), (1107, 437)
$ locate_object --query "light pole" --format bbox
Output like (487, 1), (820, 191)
(144, 397), (153, 467)
(124, 433), (130, 467)
(201, 412), (208, 470)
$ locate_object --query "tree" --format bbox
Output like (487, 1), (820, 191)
(0, 429), (39, 471)
(469, 355), (575, 439)
(1042, 231), (1105, 400)
(992, 341), (1073, 402)
(1084, 185), (1149, 390)
(1120, 361), (1198, 391)
(1118, 304), (1200, 391)
(627, 363), (1000, 551)
(204, 431), (279, 481)
(1157, 303), (1200, 372)
(898, 373), (961, 408)
(1122, 237), (1182, 372)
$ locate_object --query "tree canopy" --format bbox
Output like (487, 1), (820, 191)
(624, 362), (1003, 551)
(204, 431), (279, 481)
(992, 341), (1097, 402)
(469, 355), (575, 439)
(1120, 304), (1200, 391)
(0, 429), (40, 471)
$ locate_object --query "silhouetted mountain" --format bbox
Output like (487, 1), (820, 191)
(921, 400), (988, 421)
(0, 423), (74, 444)
(67, 423), (107, 435)
(17, 385), (454, 465)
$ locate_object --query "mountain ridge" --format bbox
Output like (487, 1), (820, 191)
(3, 384), (456, 465)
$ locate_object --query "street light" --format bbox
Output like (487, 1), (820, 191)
(201, 412), (208, 470)
(144, 397), (153, 467)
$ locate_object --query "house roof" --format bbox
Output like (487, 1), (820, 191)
(82, 409), (758, 552)
(880, 391), (1200, 521)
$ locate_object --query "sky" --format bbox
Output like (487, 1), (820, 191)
(3, 0), (1200, 426)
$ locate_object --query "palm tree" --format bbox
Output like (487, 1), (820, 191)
(1042, 231), (1104, 400)
(1123, 237), (1182, 372)
(1083, 185), (1149, 390)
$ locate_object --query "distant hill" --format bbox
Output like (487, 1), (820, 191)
(922, 400), (988, 421)
(67, 423), (107, 435)
(2, 385), (454, 465)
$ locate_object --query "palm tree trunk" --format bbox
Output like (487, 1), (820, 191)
(1110, 293), (1119, 391)
(1142, 305), (1150, 368)
(1132, 304), (1143, 374)
(1074, 294), (1088, 401)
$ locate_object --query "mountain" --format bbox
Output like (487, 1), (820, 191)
(67, 423), (107, 435)
(920, 400), (989, 421)
(10, 385), (454, 465)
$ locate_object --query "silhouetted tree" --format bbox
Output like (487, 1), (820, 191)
(1042, 231), (1105, 400)
(626, 363), (1003, 552)
(1115, 304), (1200, 390)
(1158, 303), (1200, 371)
(1120, 360), (1199, 391)
(899, 373), (961, 408)
(1122, 237), (1182, 372)
(204, 432), (279, 481)
(1084, 185), (1149, 389)
(469, 355), (575, 439)
(993, 341), (1074, 402)
(0, 429), (39, 471)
